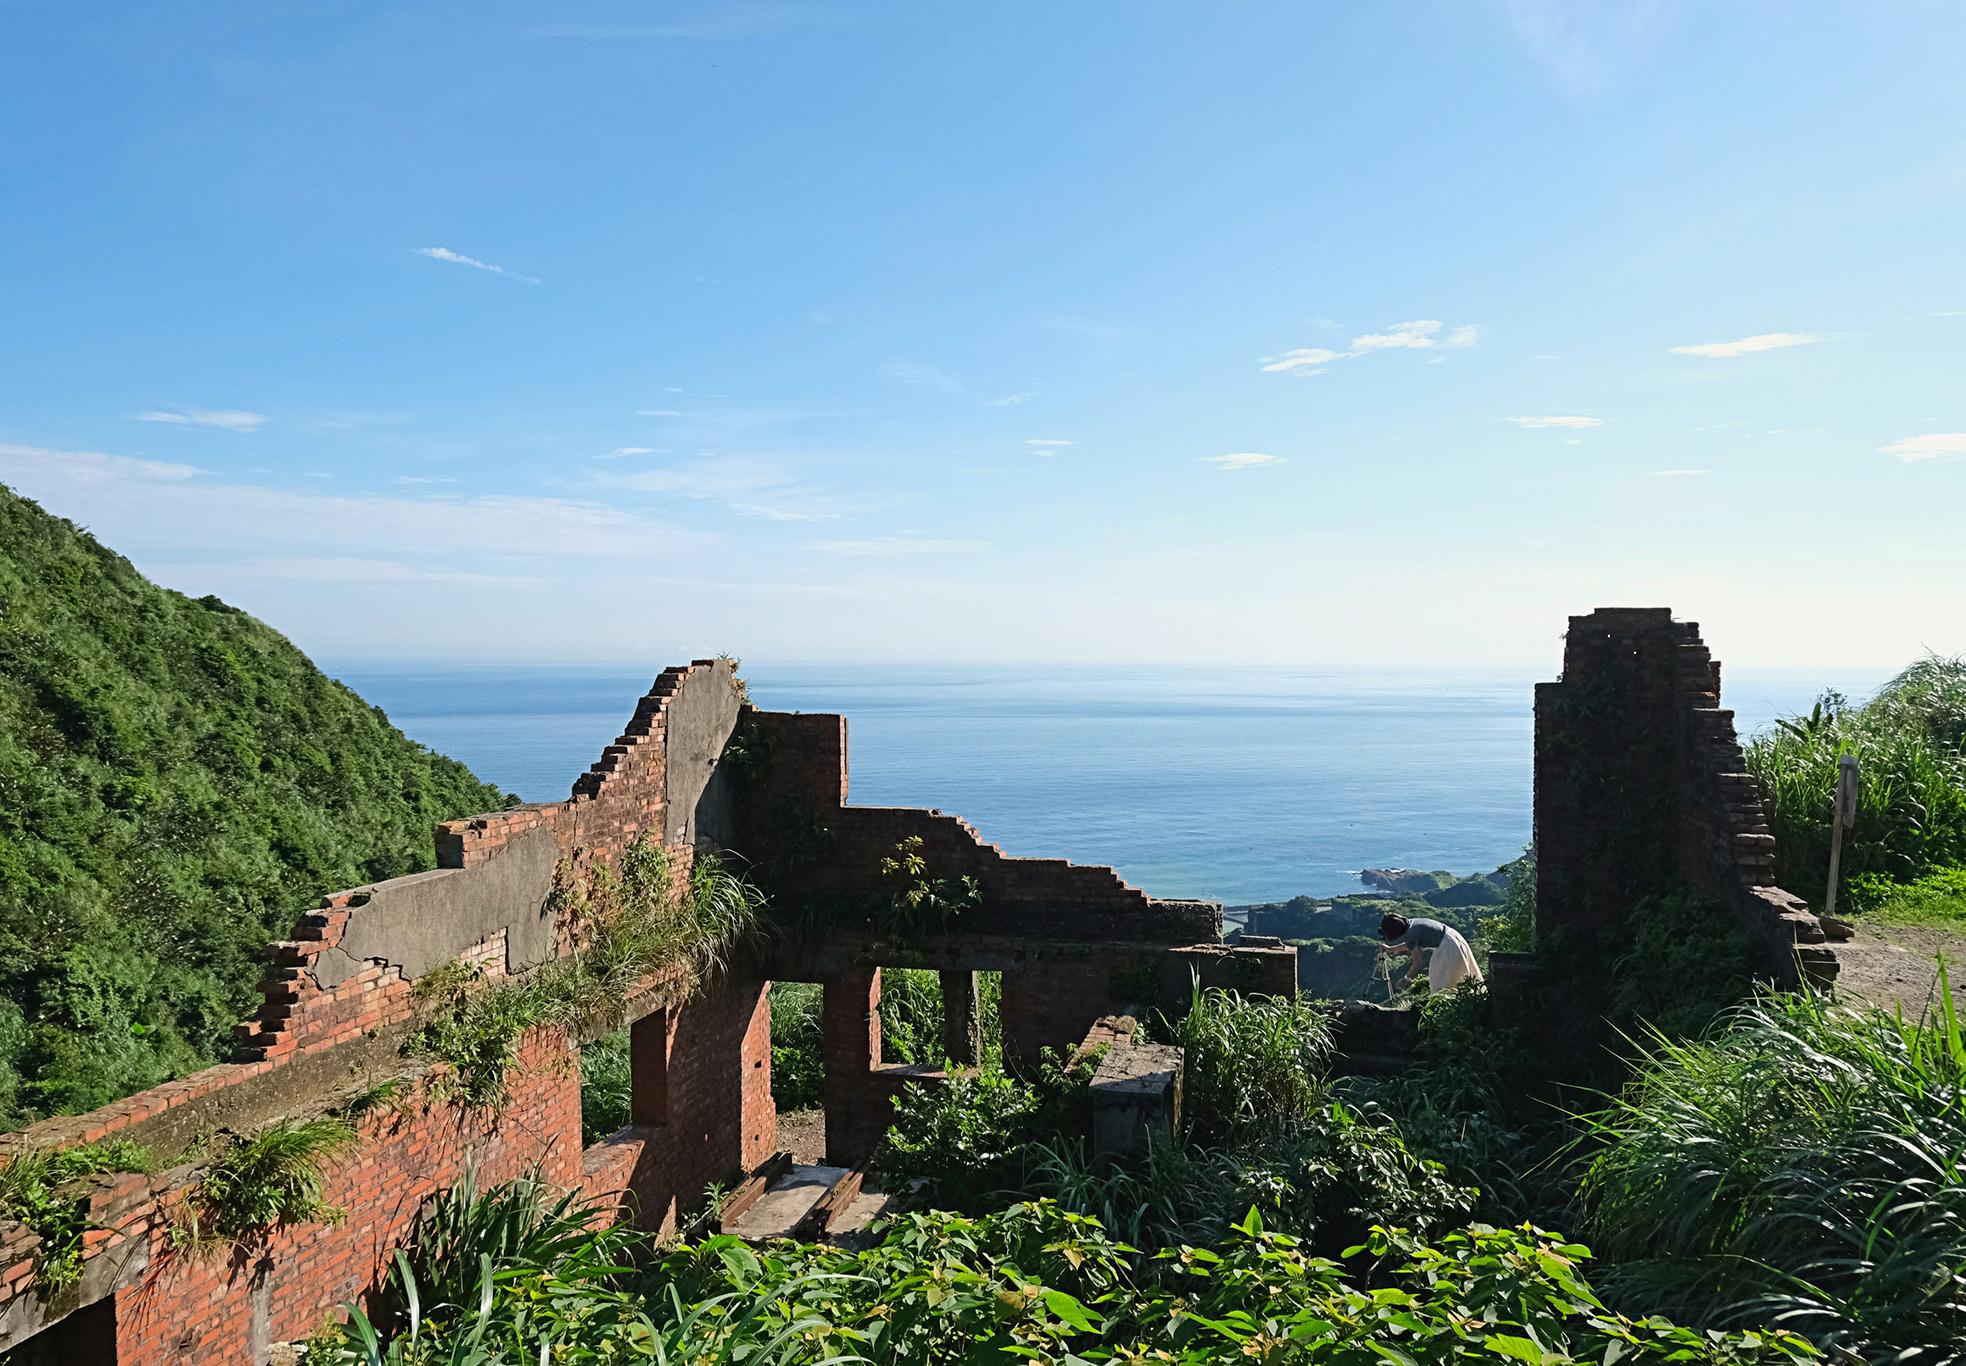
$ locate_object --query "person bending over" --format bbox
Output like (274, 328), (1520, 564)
(1378, 912), (1482, 995)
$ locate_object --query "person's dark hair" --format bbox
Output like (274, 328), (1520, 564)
(1380, 912), (1410, 942)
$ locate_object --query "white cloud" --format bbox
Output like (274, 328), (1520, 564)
(1, 441), (200, 482)
(1650, 468), (1709, 478)
(1669, 332), (1821, 358)
(1024, 438), (1073, 456)
(1353, 319), (1469, 351)
(1260, 320), (1480, 377)
(989, 392), (1034, 407)
(601, 446), (661, 460)
(809, 536), (987, 557)
(1508, 415), (1603, 429)
(134, 407), (266, 432)
(393, 475), (457, 485)
(1259, 347), (1346, 376)
(1880, 433), (1966, 463)
(415, 246), (541, 285)
(1201, 452), (1285, 470)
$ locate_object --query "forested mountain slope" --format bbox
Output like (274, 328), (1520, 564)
(0, 485), (510, 1126)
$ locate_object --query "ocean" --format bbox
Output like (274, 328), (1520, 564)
(332, 664), (1878, 907)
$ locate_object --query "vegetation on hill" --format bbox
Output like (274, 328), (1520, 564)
(1748, 655), (1966, 911)
(0, 484), (511, 1127)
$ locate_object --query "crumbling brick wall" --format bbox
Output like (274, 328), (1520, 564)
(1534, 608), (1834, 989)
(0, 660), (769, 1365)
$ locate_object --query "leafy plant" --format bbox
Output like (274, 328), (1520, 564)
(877, 1065), (1042, 1207)
(0, 1137), (155, 1289)
(178, 1115), (360, 1250)
(1609, 890), (1757, 1040)
(878, 835), (980, 930)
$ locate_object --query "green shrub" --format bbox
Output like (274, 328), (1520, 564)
(578, 1029), (630, 1142)
(1574, 970), (1966, 1357)
(877, 1065), (1042, 1208)
(1846, 865), (1966, 927)
(310, 1183), (1819, 1363)
(0, 1137), (155, 1289)
(1609, 891), (1757, 1040)
(768, 980), (824, 1111)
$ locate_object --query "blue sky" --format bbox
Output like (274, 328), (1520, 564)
(3, 1), (1963, 669)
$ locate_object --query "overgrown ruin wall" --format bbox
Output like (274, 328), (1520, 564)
(1533, 608), (1836, 988)
(0, 657), (1285, 1364)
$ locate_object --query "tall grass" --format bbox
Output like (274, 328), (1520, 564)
(1168, 980), (1334, 1147)
(1747, 655), (1966, 901)
(1573, 969), (1966, 1359)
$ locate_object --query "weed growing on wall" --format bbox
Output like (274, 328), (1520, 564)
(0, 1137), (155, 1290)
(408, 838), (764, 1109)
(177, 1116), (360, 1251)
(878, 835), (980, 930)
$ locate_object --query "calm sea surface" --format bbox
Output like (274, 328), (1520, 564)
(331, 665), (1881, 907)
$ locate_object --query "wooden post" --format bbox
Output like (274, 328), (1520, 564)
(1824, 754), (1860, 920)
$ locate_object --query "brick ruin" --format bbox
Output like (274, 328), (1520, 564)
(0, 658), (1290, 1364)
(0, 610), (1839, 1363)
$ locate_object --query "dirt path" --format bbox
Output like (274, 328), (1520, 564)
(1829, 919), (1966, 1016)
(776, 1106), (826, 1164)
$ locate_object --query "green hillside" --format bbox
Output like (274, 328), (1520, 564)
(0, 485), (511, 1127)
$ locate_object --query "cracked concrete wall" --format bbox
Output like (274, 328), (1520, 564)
(309, 826), (559, 988)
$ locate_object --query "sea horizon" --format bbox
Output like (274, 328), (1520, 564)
(330, 662), (1886, 908)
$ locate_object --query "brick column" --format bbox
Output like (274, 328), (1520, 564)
(822, 967), (883, 1165)
(939, 969), (981, 1065)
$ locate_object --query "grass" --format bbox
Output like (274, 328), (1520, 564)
(1166, 979), (1334, 1148)
(1848, 866), (1966, 930)
(1748, 654), (1966, 905)
(578, 1029), (630, 1143)
(178, 1116), (361, 1251)
(1572, 969), (1966, 1357)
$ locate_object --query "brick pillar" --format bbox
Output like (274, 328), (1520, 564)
(630, 1008), (670, 1125)
(822, 967), (882, 1165)
(939, 969), (981, 1065)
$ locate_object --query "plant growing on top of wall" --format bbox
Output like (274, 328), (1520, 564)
(176, 1116), (360, 1252)
(879, 835), (981, 931)
(0, 1138), (156, 1291)
(408, 837), (765, 1109)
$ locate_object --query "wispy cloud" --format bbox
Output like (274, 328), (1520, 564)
(1201, 452), (1285, 470)
(1650, 468), (1708, 478)
(601, 446), (663, 460)
(1259, 347), (1347, 376)
(601, 453), (850, 521)
(1350, 320), (1481, 352)
(809, 536), (987, 557)
(1, 442), (200, 482)
(1024, 438), (1072, 457)
(393, 475), (457, 485)
(880, 360), (963, 394)
(133, 407), (266, 432)
(1880, 433), (1966, 463)
(1669, 331), (1820, 358)
(1260, 320), (1480, 378)
(415, 246), (541, 285)
(1508, 415), (1603, 429)
(989, 392), (1034, 407)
